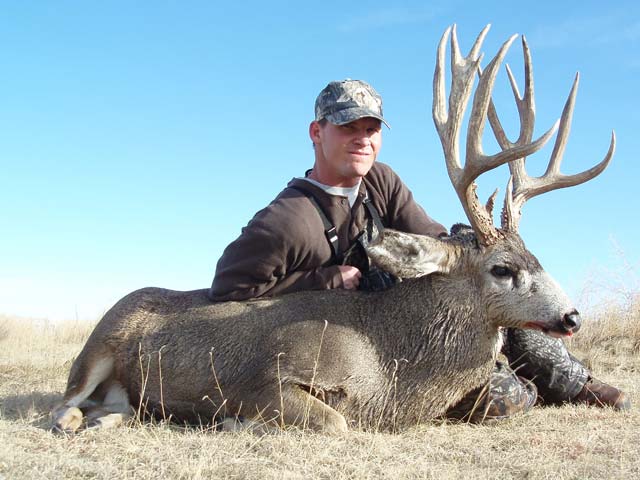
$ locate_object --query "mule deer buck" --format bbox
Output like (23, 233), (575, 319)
(52, 25), (614, 434)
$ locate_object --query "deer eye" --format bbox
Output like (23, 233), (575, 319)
(491, 266), (512, 278)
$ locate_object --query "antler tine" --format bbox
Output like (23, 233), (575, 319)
(433, 24), (488, 165)
(433, 26), (452, 130)
(487, 36), (535, 169)
(498, 65), (616, 232)
(464, 33), (518, 167)
(468, 24), (490, 60)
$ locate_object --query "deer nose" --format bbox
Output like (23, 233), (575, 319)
(562, 310), (581, 333)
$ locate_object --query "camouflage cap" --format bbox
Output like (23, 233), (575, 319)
(314, 79), (390, 128)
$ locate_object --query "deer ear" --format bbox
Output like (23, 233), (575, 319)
(366, 230), (453, 279)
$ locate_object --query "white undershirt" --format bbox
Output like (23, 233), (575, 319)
(300, 177), (361, 207)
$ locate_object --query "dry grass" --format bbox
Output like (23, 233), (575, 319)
(1, 304), (639, 480)
(567, 295), (640, 378)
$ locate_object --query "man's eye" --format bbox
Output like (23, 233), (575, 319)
(491, 266), (512, 278)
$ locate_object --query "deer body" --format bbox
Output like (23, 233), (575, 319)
(54, 231), (578, 432)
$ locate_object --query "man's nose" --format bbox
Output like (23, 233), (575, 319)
(353, 132), (370, 146)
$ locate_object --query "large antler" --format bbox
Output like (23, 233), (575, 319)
(486, 36), (616, 232)
(433, 25), (559, 246)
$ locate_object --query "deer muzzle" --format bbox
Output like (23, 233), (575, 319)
(523, 309), (581, 338)
(561, 310), (581, 334)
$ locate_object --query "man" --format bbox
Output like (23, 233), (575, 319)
(209, 79), (630, 419)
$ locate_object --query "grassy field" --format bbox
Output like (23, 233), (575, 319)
(1, 299), (639, 480)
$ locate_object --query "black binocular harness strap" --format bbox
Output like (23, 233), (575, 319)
(288, 185), (384, 264)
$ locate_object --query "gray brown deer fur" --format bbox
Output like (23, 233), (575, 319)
(52, 25), (614, 434)
(52, 228), (582, 433)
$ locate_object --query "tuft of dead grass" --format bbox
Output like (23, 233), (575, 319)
(0, 315), (97, 346)
(566, 295), (640, 376)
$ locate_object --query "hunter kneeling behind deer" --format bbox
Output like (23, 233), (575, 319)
(53, 25), (630, 434)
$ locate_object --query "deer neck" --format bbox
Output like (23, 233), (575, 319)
(365, 272), (500, 380)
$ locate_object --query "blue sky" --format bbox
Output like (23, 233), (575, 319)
(2, 1), (639, 321)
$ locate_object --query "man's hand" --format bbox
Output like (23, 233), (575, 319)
(338, 265), (361, 290)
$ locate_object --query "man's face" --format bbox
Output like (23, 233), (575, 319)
(309, 117), (382, 187)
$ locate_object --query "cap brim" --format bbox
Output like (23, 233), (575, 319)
(325, 107), (391, 129)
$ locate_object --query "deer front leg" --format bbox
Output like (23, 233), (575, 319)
(246, 383), (348, 434)
(52, 406), (84, 433)
(279, 383), (348, 434)
(52, 380), (132, 433)
(84, 382), (132, 430)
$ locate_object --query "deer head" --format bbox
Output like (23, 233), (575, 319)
(367, 25), (615, 338)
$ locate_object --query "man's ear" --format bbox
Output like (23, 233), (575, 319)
(309, 120), (322, 145)
(366, 229), (455, 278)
